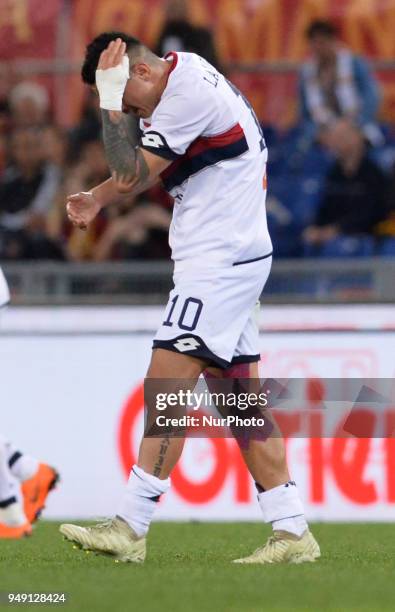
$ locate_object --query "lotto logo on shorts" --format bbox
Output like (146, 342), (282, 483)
(173, 337), (201, 351)
(141, 132), (165, 148)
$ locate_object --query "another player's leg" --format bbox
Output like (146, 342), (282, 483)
(0, 273), (59, 532)
(0, 435), (59, 528)
(60, 349), (207, 562)
(204, 363), (320, 564)
(0, 436), (31, 538)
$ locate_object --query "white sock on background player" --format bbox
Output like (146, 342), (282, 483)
(0, 435), (39, 483)
(257, 480), (308, 538)
(0, 442), (27, 527)
(0, 446), (18, 505)
(117, 465), (171, 537)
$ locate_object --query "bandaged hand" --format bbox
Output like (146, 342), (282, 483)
(96, 38), (130, 111)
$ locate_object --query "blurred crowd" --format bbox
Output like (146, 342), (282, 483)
(279, 19), (395, 258)
(1, 7), (395, 262)
(0, 84), (172, 262)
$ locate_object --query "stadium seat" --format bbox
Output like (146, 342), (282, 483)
(267, 132), (333, 241)
(377, 237), (395, 255)
(320, 236), (375, 258)
(264, 273), (318, 296)
(303, 236), (375, 258)
(369, 144), (395, 173)
(268, 173), (324, 231)
(268, 226), (302, 257)
(302, 242), (321, 257)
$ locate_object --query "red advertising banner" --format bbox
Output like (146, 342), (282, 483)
(3, 0), (395, 125)
(66, 0), (395, 125)
(69, 0), (395, 62)
(0, 0), (62, 123)
(0, 0), (61, 60)
(4, 0), (395, 61)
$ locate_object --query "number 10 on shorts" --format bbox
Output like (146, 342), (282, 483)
(163, 295), (203, 332)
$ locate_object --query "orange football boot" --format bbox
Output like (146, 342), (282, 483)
(0, 521), (32, 539)
(21, 463), (59, 523)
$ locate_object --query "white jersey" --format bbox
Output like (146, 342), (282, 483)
(140, 52), (272, 269)
(0, 267), (10, 307)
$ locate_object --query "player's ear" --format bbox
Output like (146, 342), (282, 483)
(133, 62), (151, 81)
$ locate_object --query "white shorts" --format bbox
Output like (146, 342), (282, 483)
(153, 254), (272, 368)
(0, 267), (10, 307)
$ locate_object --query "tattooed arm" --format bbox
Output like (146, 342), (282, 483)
(101, 110), (147, 188)
(65, 111), (169, 231)
(101, 110), (170, 194)
(95, 38), (171, 194)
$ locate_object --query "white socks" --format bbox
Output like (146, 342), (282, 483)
(0, 436), (39, 483)
(118, 465), (171, 538)
(0, 442), (26, 526)
(9, 452), (39, 483)
(257, 481), (308, 538)
(0, 500), (26, 527)
(0, 436), (40, 527)
(0, 435), (39, 509)
(0, 446), (17, 505)
(118, 468), (307, 540)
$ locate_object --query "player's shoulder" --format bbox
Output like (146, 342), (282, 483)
(149, 52), (219, 127)
(163, 51), (218, 97)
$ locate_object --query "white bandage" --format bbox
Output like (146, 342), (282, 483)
(95, 55), (130, 111)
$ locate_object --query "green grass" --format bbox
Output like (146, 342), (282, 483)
(1, 522), (394, 611)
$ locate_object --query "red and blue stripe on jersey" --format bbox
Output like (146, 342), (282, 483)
(159, 123), (249, 193)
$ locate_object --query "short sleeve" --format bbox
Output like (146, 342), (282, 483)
(140, 89), (214, 160)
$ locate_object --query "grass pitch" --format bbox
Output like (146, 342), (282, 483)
(1, 522), (394, 611)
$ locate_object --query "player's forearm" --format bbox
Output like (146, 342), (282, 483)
(91, 177), (127, 208)
(101, 110), (149, 190)
(91, 175), (158, 209)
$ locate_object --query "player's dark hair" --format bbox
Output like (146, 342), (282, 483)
(81, 31), (143, 85)
(305, 20), (338, 40)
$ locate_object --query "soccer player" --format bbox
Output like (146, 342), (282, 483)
(0, 268), (59, 538)
(60, 33), (320, 564)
